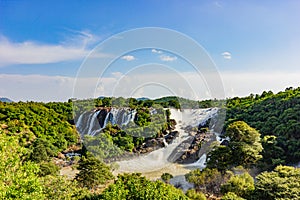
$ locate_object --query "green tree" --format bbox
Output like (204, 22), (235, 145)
(75, 153), (114, 189)
(40, 175), (91, 200)
(260, 135), (285, 170)
(254, 165), (300, 200)
(0, 133), (44, 199)
(208, 121), (263, 170)
(207, 143), (233, 172)
(99, 173), (188, 200)
(29, 138), (56, 163)
(185, 168), (231, 195)
(38, 161), (59, 177)
(101, 97), (112, 107)
(225, 121), (263, 167)
(221, 172), (254, 199)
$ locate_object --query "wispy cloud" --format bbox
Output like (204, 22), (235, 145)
(0, 32), (109, 67)
(121, 55), (135, 61)
(214, 1), (223, 8)
(62, 29), (100, 48)
(221, 51), (232, 59)
(151, 49), (162, 54)
(160, 55), (177, 62)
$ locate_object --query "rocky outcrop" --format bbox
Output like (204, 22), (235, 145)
(165, 131), (179, 144)
(169, 130), (214, 164)
(97, 109), (109, 128)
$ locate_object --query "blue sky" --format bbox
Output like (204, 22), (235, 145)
(0, 1), (300, 101)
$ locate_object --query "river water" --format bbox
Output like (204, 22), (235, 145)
(115, 108), (219, 190)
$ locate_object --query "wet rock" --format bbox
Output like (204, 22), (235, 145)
(97, 109), (108, 128)
(220, 139), (229, 146)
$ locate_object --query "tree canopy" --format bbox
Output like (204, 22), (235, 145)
(98, 173), (189, 200)
(207, 121), (263, 171)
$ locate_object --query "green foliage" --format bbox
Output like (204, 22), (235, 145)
(29, 138), (56, 163)
(37, 161), (59, 177)
(40, 175), (91, 200)
(161, 172), (173, 183)
(44, 101), (74, 122)
(186, 189), (207, 200)
(254, 165), (300, 200)
(135, 108), (151, 127)
(207, 144), (233, 172)
(260, 135), (285, 169)
(101, 97), (112, 107)
(207, 121), (262, 170)
(0, 133), (44, 199)
(224, 87), (300, 168)
(225, 121), (263, 167)
(84, 133), (123, 160)
(221, 172), (254, 198)
(185, 168), (231, 195)
(99, 173), (189, 200)
(75, 153), (114, 189)
(0, 101), (78, 157)
(0, 128), (91, 200)
(221, 192), (245, 200)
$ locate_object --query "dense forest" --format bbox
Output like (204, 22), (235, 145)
(0, 87), (300, 199)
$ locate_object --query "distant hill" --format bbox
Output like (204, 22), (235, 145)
(136, 97), (150, 101)
(0, 97), (13, 102)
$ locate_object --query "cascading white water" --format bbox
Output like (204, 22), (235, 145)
(116, 108), (219, 173)
(75, 108), (140, 136)
(122, 109), (136, 125)
(162, 138), (168, 147)
(87, 110), (100, 135)
(75, 111), (86, 132)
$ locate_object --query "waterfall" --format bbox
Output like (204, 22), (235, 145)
(185, 154), (207, 168)
(75, 111), (86, 132)
(87, 110), (100, 135)
(76, 107), (220, 175)
(75, 108), (141, 136)
(163, 138), (168, 147)
(117, 108), (218, 173)
(102, 111), (111, 129)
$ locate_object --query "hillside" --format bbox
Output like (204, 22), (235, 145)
(224, 87), (300, 169)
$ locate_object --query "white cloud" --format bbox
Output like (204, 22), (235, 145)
(221, 51), (232, 59)
(160, 55), (177, 62)
(151, 49), (162, 54)
(121, 55), (135, 61)
(1, 71), (300, 102)
(0, 33), (110, 67)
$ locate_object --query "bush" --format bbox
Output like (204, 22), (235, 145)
(186, 189), (207, 200)
(38, 161), (59, 177)
(222, 192), (245, 200)
(221, 172), (254, 199)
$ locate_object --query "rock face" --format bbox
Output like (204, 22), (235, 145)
(165, 131), (179, 144)
(169, 128), (214, 164)
(134, 131), (180, 154)
(97, 109), (109, 128)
